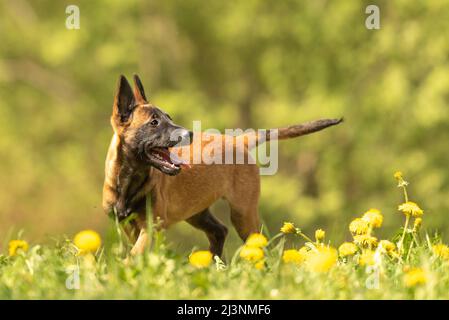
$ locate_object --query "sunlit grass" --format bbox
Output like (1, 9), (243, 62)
(1, 172), (449, 299)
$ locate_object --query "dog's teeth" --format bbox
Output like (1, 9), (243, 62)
(149, 152), (177, 169)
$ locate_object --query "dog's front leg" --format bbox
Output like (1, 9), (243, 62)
(130, 227), (148, 255)
(123, 197), (149, 256)
(126, 194), (168, 256)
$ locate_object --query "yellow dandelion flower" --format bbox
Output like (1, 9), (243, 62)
(398, 201), (423, 217)
(8, 240), (29, 257)
(74, 230), (102, 254)
(306, 247), (337, 273)
(394, 171), (403, 180)
(255, 260), (265, 270)
(362, 209), (383, 228)
(240, 245), (264, 262)
(299, 246), (311, 259)
(338, 242), (358, 257)
(245, 233), (268, 248)
(315, 229), (325, 242)
(353, 234), (378, 248)
(280, 222), (296, 234)
(379, 240), (396, 253)
(404, 268), (427, 287)
(349, 218), (370, 235)
(358, 250), (375, 266)
(299, 246), (309, 254)
(282, 249), (305, 265)
(432, 244), (449, 260)
(189, 250), (213, 268)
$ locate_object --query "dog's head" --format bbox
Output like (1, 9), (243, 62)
(111, 74), (192, 176)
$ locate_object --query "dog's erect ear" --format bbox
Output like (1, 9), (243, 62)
(133, 74), (148, 104)
(113, 75), (135, 124)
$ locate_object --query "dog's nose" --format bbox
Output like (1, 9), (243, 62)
(187, 130), (194, 142)
(180, 129), (193, 146)
(170, 127), (193, 146)
(173, 128), (193, 146)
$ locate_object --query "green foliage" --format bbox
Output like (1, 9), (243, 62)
(2, 174), (449, 299)
(0, 0), (449, 251)
(1, 225), (449, 299)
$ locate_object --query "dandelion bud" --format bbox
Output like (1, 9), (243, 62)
(315, 229), (325, 242)
(280, 222), (296, 234)
(394, 171), (409, 187)
(394, 171), (403, 180)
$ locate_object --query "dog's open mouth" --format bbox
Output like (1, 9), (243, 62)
(145, 147), (191, 175)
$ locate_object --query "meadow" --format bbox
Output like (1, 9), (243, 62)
(1, 172), (449, 300)
(1, 1), (449, 301)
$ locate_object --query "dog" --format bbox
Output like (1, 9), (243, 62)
(102, 74), (342, 257)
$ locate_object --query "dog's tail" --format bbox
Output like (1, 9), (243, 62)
(243, 118), (343, 149)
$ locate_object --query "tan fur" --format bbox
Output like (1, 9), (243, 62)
(103, 132), (261, 254)
(102, 75), (342, 257)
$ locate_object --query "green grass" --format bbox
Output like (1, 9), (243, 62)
(2, 174), (449, 300)
(1, 225), (449, 299)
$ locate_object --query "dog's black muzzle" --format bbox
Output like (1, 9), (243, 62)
(167, 127), (193, 147)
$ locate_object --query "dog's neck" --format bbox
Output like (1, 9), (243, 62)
(104, 133), (151, 218)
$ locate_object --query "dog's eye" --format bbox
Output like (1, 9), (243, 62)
(150, 119), (159, 126)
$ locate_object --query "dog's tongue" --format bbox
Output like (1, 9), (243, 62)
(155, 148), (191, 169)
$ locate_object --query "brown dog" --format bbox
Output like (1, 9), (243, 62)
(102, 74), (342, 257)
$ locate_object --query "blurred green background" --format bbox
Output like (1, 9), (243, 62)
(1, 0), (448, 255)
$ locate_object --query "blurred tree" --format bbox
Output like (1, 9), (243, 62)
(0, 0), (448, 251)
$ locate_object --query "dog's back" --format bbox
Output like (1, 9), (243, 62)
(102, 74), (342, 257)
(145, 133), (261, 229)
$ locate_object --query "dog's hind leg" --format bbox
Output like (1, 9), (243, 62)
(226, 166), (261, 241)
(186, 208), (228, 257)
(229, 206), (260, 241)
